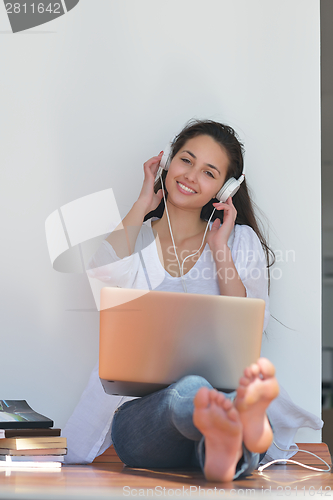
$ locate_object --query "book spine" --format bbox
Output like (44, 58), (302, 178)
(0, 438), (67, 450)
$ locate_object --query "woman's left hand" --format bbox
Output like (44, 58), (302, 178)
(206, 197), (237, 252)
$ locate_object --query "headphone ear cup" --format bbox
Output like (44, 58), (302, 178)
(216, 178), (241, 203)
(160, 142), (172, 171)
(155, 142), (173, 187)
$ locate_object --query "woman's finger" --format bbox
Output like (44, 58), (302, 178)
(212, 218), (221, 228)
(144, 152), (163, 168)
(212, 203), (231, 211)
(143, 153), (164, 180)
(213, 196), (234, 207)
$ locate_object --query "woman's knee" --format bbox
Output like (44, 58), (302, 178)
(172, 375), (213, 395)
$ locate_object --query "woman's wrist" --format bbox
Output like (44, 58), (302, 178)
(133, 198), (151, 218)
(212, 245), (246, 297)
(211, 243), (230, 264)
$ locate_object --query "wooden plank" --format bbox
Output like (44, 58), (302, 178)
(1, 459), (333, 497)
(93, 443), (331, 465)
(93, 445), (122, 463)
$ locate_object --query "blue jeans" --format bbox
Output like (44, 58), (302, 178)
(111, 375), (261, 480)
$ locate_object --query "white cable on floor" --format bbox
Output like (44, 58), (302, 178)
(258, 441), (331, 473)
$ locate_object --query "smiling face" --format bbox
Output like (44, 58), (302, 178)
(165, 134), (230, 211)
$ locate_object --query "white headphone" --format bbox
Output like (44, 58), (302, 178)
(155, 139), (245, 203)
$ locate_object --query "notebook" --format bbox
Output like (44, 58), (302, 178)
(99, 288), (265, 397)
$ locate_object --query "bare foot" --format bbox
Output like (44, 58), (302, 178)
(234, 358), (279, 454)
(193, 387), (243, 482)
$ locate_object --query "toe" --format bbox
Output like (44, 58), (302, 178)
(216, 392), (225, 405)
(239, 376), (250, 387)
(257, 358), (276, 378)
(226, 405), (241, 424)
(250, 363), (260, 377)
(209, 389), (219, 403)
(236, 385), (246, 399)
(243, 366), (253, 380)
(194, 387), (210, 409)
(221, 397), (233, 412)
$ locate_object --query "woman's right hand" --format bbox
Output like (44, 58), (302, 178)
(137, 151), (164, 215)
(107, 152), (164, 257)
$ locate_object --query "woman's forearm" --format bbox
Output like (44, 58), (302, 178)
(105, 200), (148, 258)
(106, 153), (163, 259)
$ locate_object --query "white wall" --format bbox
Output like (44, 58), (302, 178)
(0, 1), (321, 441)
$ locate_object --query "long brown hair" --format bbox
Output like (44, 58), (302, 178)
(146, 119), (275, 286)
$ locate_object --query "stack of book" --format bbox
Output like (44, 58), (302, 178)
(0, 400), (66, 469)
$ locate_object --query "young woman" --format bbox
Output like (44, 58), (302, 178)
(87, 120), (279, 482)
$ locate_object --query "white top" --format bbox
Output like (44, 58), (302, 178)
(62, 219), (322, 465)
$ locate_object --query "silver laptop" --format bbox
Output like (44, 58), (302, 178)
(99, 288), (265, 397)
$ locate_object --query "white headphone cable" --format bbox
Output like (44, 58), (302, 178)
(258, 441), (331, 473)
(160, 176), (185, 290)
(180, 208), (216, 278)
(159, 174), (216, 293)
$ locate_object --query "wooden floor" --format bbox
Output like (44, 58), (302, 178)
(0, 444), (332, 499)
